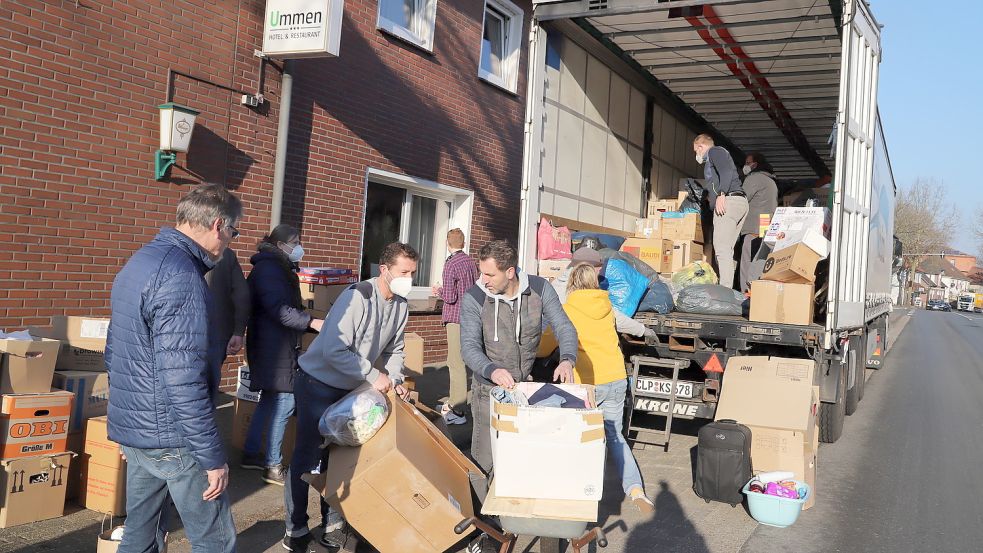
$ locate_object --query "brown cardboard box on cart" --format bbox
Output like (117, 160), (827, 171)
(80, 416), (126, 516)
(749, 281), (815, 325)
(647, 191), (688, 218)
(668, 241), (704, 274)
(661, 213), (704, 243)
(633, 217), (662, 240)
(0, 451), (74, 528)
(620, 237), (671, 272)
(29, 315), (109, 371)
(761, 243), (821, 284)
(309, 396), (484, 553)
(0, 337), (61, 394)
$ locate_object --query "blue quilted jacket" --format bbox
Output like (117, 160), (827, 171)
(105, 228), (226, 470)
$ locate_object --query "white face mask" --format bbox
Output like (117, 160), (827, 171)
(695, 151), (706, 165)
(388, 275), (413, 298)
(742, 165), (753, 176)
(282, 244), (304, 262)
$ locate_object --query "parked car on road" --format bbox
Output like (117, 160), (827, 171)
(927, 300), (951, 312)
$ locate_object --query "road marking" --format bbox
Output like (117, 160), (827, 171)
(960, 314), (974, 321)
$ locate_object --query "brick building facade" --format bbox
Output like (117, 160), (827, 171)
(1, 0), (530, 390)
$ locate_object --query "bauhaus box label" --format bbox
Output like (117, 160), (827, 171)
(262, 0), (343, 58)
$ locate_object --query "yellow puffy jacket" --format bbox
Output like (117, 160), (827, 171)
(563, 289), (627, 386)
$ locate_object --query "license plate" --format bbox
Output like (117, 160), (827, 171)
(634, 377), (694, 399)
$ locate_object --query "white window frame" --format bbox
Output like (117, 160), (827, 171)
(478, 0), (523, 93)
(376, 0), (438, 52)
(362, 168), (475, 299)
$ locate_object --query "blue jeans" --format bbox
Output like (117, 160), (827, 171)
(119, 446), (235, 553)
(244, 391), (296, 466)
(285, 370), (350, 537)
(593, 379), (645, 495)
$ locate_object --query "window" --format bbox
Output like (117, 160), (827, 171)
(377, 0), (438, 51)
(360, 169), (474, 296)
(479, 0), (523, 93)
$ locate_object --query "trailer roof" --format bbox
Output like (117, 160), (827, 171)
(536, 0), (847, 179)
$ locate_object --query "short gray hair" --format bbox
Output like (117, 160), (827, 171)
(176, 184), (242, 230)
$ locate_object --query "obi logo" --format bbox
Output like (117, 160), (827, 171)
(8, 420), (68, 439)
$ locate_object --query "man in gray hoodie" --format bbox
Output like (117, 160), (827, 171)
(460, 240), (579, 474)
(283, 242), (417, 552)
(739, 152), (779, 293)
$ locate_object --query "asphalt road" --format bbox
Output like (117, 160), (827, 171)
(743, 309), (983, 552)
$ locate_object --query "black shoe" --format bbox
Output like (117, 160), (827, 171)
(282, 533), (312, 551)
(241, 452), (265, 471)
(263, 464), (288, 486)
(319, 527), (345, 549)
(467, 534), (497, 553)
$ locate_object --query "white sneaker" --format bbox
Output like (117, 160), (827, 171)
(440, 403), (467, 425)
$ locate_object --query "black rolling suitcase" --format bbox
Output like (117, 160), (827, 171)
(693, 419), (752, 506)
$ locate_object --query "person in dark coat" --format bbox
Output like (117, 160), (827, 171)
(204, 247), (251, 394)
(739, 152), (779, 293)
(105, 184), (240, 553)
(242, 224), (324, 486)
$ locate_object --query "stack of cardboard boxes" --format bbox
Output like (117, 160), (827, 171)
(298, 267), (359, 320)
(621, 192), (706, 276)
(0, 329), (76, 527)
(715, 356), (819, 510)
(749, 208), (831, 326)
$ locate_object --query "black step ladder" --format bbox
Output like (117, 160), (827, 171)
(627, 356), (689, 452)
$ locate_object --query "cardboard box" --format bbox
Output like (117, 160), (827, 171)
(482, 477), (597, 523)
(750, 435), (817, 510)
(764, 207), (831, 247)
(66, 431), (84, 500)
(633, 217), (662, 240)
(236, 365), (261, 403)
(661, 213), (704, 243)
(538, 259), (568, 282)
(749, 281), (815, 325)
(777, 227), (830, 258)
(620, 237), (671, 272)
(80, 417), (126, 516)
(762, 243), (822, 284)
(0, 337), (61, 394)
(490, 383), (605, 502)
(82, 417), (123, 469)
(0, 390), (74, 459)
(299, 283), (351, 312)
(30, 316), (108, 371)
(231, 398), (296, 461)
(715, 357), (817, 433)
(646, 191), (688, 218)
(402, 333), (424, 379)
(669, 241), (704, 274)
(311, 396), (483, 553)
(298, 267), (358, 286)
(0, 452), (74, 527)
(53, 371), (110, 433)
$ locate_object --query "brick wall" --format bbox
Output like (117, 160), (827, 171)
(1, 0), (529, 391)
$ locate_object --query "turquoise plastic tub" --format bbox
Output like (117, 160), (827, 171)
(742, 480), (811, 528)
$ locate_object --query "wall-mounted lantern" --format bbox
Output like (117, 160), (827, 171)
(155, 102), (200, 181)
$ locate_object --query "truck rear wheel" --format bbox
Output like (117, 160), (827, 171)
(819, 363), (846, 443)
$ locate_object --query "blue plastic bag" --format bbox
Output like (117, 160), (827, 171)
(571, 232), (627, 252)
(636, 280), (674, 314)
(604, 259), (648, 317)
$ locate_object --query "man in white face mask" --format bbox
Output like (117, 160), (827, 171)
(286, 242), (417, 551)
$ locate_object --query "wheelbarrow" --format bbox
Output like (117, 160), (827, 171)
(454, 515), (607, 553)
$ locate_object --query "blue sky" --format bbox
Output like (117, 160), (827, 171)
(874, 0), (983, 255)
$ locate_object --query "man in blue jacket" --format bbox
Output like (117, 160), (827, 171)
(106, 184), (241, 553)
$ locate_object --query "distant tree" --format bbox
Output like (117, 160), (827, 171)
(894, 178), (958, 297)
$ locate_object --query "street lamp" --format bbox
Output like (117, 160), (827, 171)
(155, 102), (200, 181)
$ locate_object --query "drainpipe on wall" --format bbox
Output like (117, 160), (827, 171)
(270, 59), (294, 230)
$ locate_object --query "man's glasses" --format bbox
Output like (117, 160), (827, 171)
(226, 225), (240, 239)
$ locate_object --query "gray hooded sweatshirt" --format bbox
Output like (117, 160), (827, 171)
(460, 271), (578, 386)
(741, 170), (778, 236)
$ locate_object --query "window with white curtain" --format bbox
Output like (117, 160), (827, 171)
(377, 0), (438, 51)
(479, 0), (523, 93)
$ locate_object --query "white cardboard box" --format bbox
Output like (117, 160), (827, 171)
(489, 383), (605, 502)
(765, 207), (831, 247)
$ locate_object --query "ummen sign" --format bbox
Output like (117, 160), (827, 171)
(262, 0), (343, 58)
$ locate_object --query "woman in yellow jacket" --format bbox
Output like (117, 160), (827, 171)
(564, 264), (655, 512)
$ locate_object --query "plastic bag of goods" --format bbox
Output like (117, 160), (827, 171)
(318, 386), (390, 446)
(675, 284), (747, 316)
(671, 261), (718, 289)
(605, 259), (649, 317)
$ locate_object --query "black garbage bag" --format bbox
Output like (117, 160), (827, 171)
(675, 284), (748, 317)
(679, 178), (706, 212)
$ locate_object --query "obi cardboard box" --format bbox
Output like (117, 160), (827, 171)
(0, 390), (74, 459)
(0, 336), (60, 394)
(490, 382), (605, 502)
(761, 243), (821, 284)
(299, 283), (351, 312)
(30, 315), (109, 371)
(621, 238), (671, 272)
(0, 452), (74, 527)
(311, 396), (484, 553)
(538, 259), (568, 282)
(633, 217), (662, 240)
(80, 416), (126, 516)
(661, 213), (704, 243)
(749, 281), (815, 326)
(53, 371), (110, 434)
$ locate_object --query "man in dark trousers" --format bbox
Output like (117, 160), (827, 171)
(106, 184), (241, 553)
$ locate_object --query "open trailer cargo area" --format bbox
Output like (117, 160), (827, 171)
(519, 0), (895, 444)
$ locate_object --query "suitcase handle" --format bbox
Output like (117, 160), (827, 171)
(717, 419), (738, 424)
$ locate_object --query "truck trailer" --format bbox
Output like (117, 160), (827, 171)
(517, 0), (894, 443)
